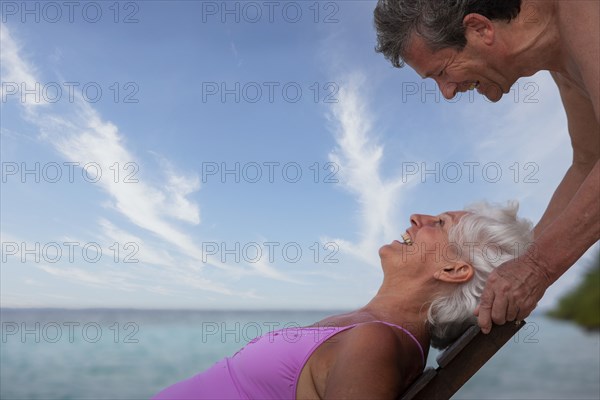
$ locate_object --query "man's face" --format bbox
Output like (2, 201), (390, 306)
(403, 34), (514, 102)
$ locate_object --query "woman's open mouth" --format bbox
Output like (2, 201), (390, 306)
(401, 232), (413, 246)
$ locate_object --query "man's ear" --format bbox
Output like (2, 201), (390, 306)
(434, 262), (474, 283)
(463, 13), (495, 46)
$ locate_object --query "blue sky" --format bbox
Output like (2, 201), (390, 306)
(1, 0), (597, 310)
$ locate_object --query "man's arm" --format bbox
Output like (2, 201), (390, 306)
(535, 0), (599, 234)
(476, 160), (600, 333)
(534, 160), (600, 283)
(535, 72), (600, 237)
(534, 162), (596, 238)
(476, 69), (600, 333)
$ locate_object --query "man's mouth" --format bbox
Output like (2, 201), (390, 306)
(468, 81), (480, 90)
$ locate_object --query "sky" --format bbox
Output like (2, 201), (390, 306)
(1, 0), (597, 311)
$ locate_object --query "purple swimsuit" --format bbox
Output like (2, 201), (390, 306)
(152, 321), (424, 400)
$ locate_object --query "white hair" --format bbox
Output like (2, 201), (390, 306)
(427, 200), (533, 349)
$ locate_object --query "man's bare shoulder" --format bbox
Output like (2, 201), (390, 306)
(555, 0), (599, 116)
(557, 0), (600, 46)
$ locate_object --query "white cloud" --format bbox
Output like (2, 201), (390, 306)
(37, 264), (122, 288)
(1, 23), (305, 309)
(326, 72), (415, 267)
(0, 23), (45, 109)
(96, 218), (177, 268)
(1, 24), (238, 275)
(250, 257), (304, 283)
(455, 71), (571, 212)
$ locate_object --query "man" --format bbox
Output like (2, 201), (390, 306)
(374, 0), (599, 334)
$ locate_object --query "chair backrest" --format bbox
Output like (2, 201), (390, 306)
(400, 321), (526, 400)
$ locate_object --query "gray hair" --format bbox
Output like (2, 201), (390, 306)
(428, 200), (533, 349)
(374, 0), (522, 68)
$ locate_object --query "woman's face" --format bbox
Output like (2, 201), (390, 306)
(379, 211), (469, 279)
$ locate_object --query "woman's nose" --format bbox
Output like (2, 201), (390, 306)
(410, 214), (435, 227)
(410, 214), (422, 227)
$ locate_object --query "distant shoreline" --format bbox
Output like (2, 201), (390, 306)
(547, 257), (600, 330)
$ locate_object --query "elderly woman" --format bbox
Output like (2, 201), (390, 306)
(153, 201), (532, 400)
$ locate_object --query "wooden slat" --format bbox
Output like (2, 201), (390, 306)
(399, 368), (437, 400)
(399, 321), (526, 400)
(436, 325), (481, 368)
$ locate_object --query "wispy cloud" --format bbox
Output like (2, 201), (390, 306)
(96, 218), (177, 268)
(230, 40), (243, 67)
(36, 264), (135, 289)
(452, 71), (571, 214)
(1, 24), (206, 262)
(251, 257), (304, 283)
(326, 72), (414, 267)
(1, 23), (301, 306)
(467, 72), (568, 162)
(0, 23), (43, 108)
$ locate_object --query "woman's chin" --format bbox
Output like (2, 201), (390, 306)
(379, 240), (403, 255)
(378, 244), (390, 258)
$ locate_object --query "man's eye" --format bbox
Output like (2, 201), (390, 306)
(438, 218), (444, 226)
(437, 69), (444, 77)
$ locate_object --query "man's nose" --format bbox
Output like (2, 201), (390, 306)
(438, 81), (457, 100)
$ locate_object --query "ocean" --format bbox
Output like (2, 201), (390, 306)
(1, 309), (598, 400)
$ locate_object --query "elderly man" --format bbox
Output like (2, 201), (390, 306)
(374, 0), (599, 334)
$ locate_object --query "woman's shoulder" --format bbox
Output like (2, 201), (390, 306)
(319, 322), (421, 398)
(339, 321), (426, 378)
(345, 321), (403, 343)
(334, 322), (413, 366)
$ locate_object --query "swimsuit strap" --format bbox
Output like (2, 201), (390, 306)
(371, 321), (425, 366)
(308, 321), (426, 367)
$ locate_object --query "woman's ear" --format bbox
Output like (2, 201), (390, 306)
(463, 13), (495, 46)
(434, 262), (474, 283)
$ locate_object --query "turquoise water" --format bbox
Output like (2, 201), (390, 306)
(1, 309), (598, 399)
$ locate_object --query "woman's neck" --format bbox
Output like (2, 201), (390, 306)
(358, 285), (435, 347)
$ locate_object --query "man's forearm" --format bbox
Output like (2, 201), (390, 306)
(532, 160), (600, 283)
(534, 161), (597, 238)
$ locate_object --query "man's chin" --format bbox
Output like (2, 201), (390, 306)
(485, 93), (503, 102)
(479, 85), (504, 102)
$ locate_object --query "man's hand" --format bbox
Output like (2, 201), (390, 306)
(474, 250), (552, 334)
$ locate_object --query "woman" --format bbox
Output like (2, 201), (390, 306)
(153, 201), (532, 399)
